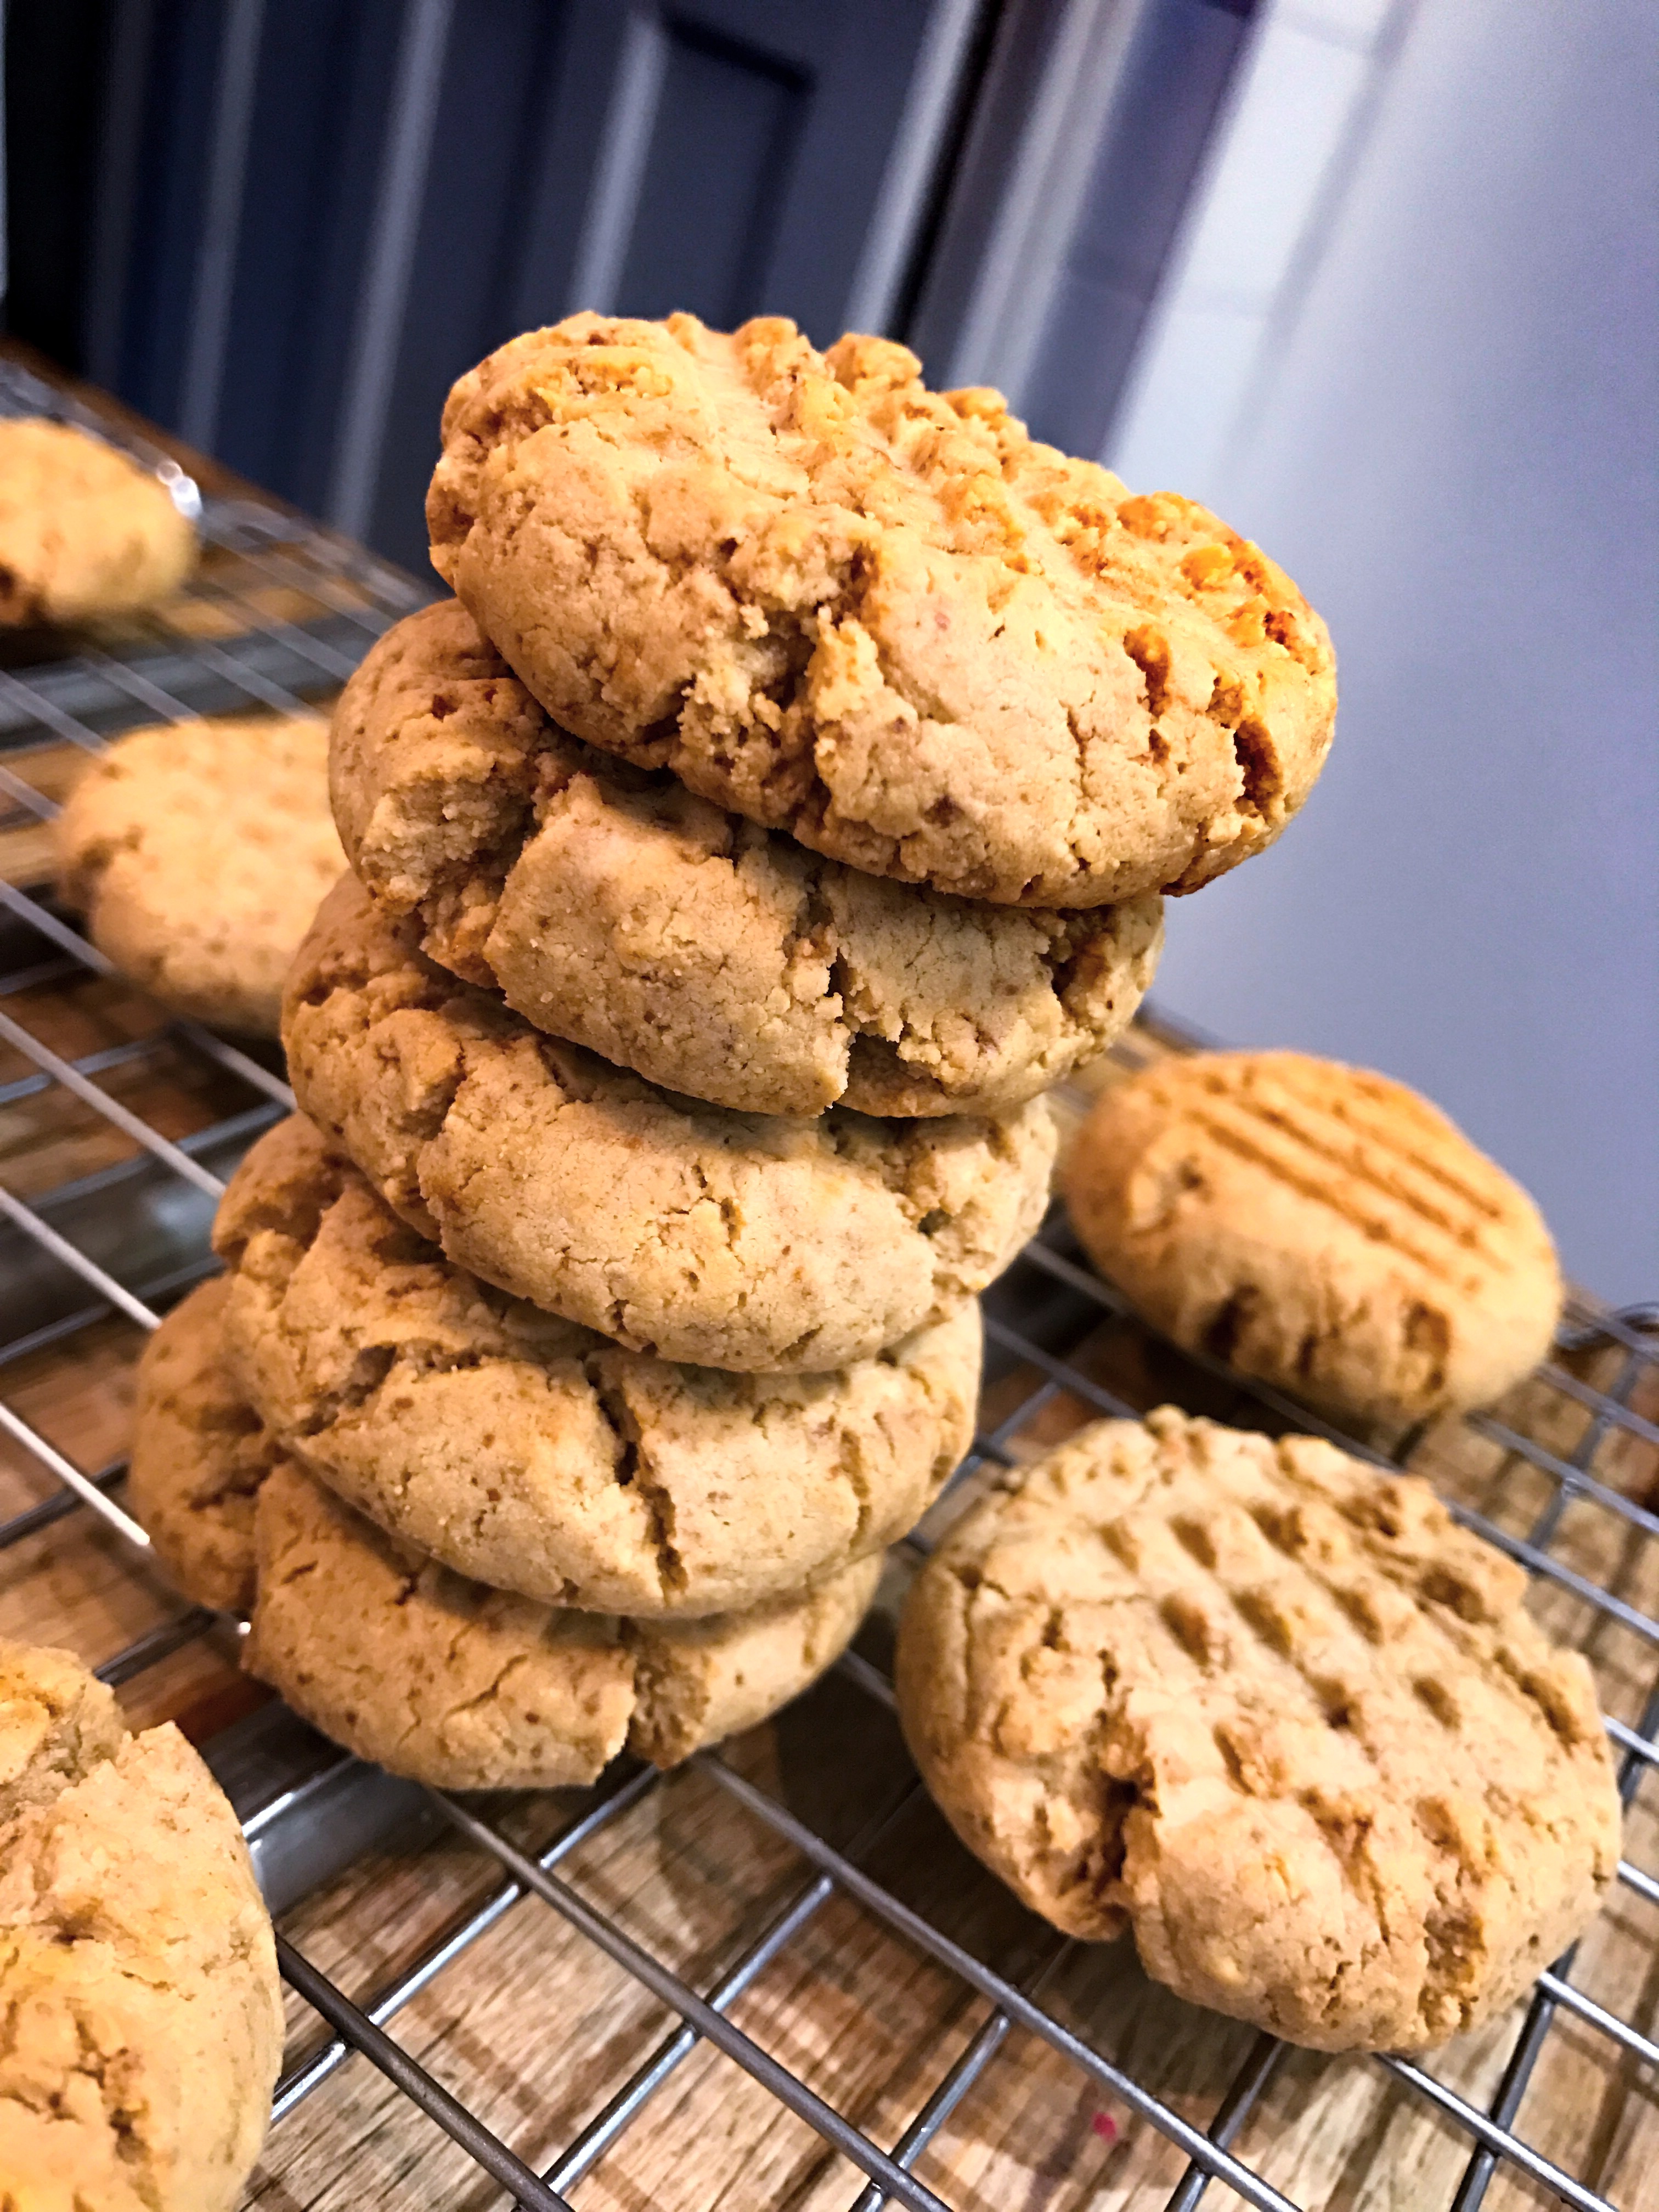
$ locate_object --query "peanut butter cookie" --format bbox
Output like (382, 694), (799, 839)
(332, 600), (1163, 1115)
(247, 1457), (880, 1787)
(284, 874), (1053, 1371)
(129, 1277), (281, 1613)
(58, 712), (344, 1034)
(896, 1409), (1620, 2052)
(0, 1638), (281, 2207)
(214, 1116), (980, 1618)
(0, 417), (196, 624)
(427, 314), (1335, 906)
(1063, 1052), (1560, 1428)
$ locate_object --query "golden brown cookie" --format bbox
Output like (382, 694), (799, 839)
(0, 417), (196, 624)
(127, 1288), (884, 1780)
(57, 713), (345, 1034)
(128, 1277), (282, 1613)
(427, 314), (1335, 907)
(214, 1115), (980, 1618)
(284, 874), (1053, 1372)
(896, 1408), (1620, 2052)
(332, 599), (1163, 1115)
(247, 1457), (879, 1786)
(0, 1638), (282, 2208)
(1063, 1051), (1561, 1428)
(0, 1640), (125, 1829)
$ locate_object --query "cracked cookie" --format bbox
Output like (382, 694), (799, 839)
(427, 313), (1335, 907)
(332, 599), (1163, 1116)
(58, 712), (345, 1034)
(1063, 1052), (1561, 1429)
(895, 1408), (1620, 2052)
(129, 1276), (282, 1613)
(213, 1115), (980, 1617)
(284, 874), (1053, 1371)
(247, 1456), (881, 1786)
(0, 417), (196, 624)
(0, 1638), (281, 2208)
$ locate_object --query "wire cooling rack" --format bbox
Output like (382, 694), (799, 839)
(0, 360), (1654, 2211)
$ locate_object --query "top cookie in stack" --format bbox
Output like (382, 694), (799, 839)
(426, 314), (1335, 910)
(298, 312), (1336, 1382)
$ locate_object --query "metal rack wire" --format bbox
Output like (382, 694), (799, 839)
(0, 359), (1653, 2210)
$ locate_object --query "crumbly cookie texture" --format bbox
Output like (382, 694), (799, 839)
(1063, 1051), (1561, 1428)
(332, 599), (1163, 1116)
(129, 1277), (283, 1613)
(0, 417), (196, 625)
(0, 1642), (125, 1830)
(0, 1638), (281, 2209)
(57, 713), (345, 1034)
(284, 874), (1053, 1371)
(247, 1456), (879, 1786)
(427, 314), (1335, 907)
(214, 1115), (980, 1617)
(896, 1409), (1620, 2052)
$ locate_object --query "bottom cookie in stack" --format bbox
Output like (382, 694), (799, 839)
(131, 1276), (899, 1788)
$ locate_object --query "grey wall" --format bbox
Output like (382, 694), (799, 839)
(1110, 0), (1658, 1304)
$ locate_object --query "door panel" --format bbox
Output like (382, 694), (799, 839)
(44, 0), (954, 568)
(615, 23), (809, 331)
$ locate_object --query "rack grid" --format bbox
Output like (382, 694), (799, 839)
(0, 357), (1652, 2210)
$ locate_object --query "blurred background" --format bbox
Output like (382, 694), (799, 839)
(3, 0), (1654, 1299)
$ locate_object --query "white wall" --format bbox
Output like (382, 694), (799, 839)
(1109, 0), (1659, 1304)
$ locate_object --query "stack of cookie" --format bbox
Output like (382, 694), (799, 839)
(131, 311), (1340, 1792)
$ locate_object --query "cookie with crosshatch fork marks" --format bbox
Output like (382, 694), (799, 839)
(1063, 1050), (1561, 1429)
(895, 1408), (1620, 2052)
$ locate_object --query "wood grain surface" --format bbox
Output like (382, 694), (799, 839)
(0, 354), (1653, 2212)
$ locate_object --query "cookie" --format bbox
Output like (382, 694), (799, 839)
(332, 599), (1164, 1116)
(896, 1408), (1620, 2052)
(57, 712), (345, 1034)
(0, 417), (196, 625)
(128, 1277), (282, 1613)
(0, 1640), (125, 1829)
(1063, 1051), (1561, 1428)
(427, 314), (1335, 907)
(127, 1290), (885, 1779)
(247, 1457), (880, 1786)
(284, 874), (1053, 1372)
(213, 1115), (980, 1617)
(0, 1639), (282, 2208)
